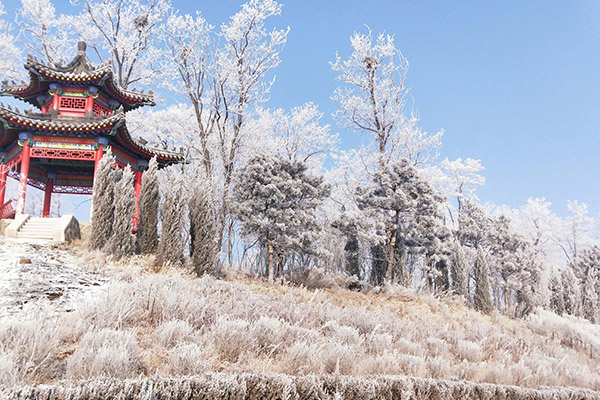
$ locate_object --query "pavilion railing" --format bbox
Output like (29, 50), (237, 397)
(0, 198), (17, 219)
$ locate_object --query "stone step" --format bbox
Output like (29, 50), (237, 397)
(16, 233), (54, 239)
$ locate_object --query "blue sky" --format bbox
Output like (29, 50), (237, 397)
(4, 1), (600, 218)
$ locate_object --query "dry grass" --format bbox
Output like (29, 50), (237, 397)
(1, 249), (599, 391)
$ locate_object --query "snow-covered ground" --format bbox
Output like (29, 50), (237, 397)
(0, 237), (107, 319)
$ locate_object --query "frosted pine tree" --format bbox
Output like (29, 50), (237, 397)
(548, 272), (565, 315)
(357, 160), (444, 286)
(137, 157), (159, 254)
(105, 166), (136, 259)
(189, 179), (219, 276)
(232, 155), (330, 281)
(473, 246), (493, 314)
(561, 268), (581, 317)
(90, 150), (116, 250)
(450, 240), (469, 298)
(157, 174), (186, 267)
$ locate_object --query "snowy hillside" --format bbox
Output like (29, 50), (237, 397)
(1, 239), (599, 399)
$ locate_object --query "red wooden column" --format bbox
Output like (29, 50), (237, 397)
(94, 145), (104, 175)
(16, 140), (31, 215)
(43, 176), (54, 217)
(133, 169), (142, 231)
(0, 162), (7, 205)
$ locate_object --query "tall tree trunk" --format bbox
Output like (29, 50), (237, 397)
(267, 242), (274, 282)
(386, 229), (397, 284)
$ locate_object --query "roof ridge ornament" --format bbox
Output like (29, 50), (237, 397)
(77, 41), (87, 55)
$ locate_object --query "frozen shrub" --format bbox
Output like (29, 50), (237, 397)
(365, 332), (393, 355)
(0, 352), (17, 387)
(166, 343), (209, 375)
(105, 166), (136, 259)
(323, 321), (363, 347)
(0, 318), (61, 386)
(359, 351), (401, 375)
(395, 337), (426, 357)
(280, 341), (324, 375)
(156, 174), (186, 267)
(210, 317), (253, 362)
(250, 316), (288, 352)
(137, 157), (159, 254)
(426, 356), (451, 379)
(156, 319), (195, 348)
(66, 328), (142, 379)
(396, 353), (427, 376)
(322, 342), (357, 374)
(455, 339), (483, 362)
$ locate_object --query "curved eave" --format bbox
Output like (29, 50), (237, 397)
(0, 72), (43, 107)
(27, 58), (155, 111)
(114, 125), (183, 167)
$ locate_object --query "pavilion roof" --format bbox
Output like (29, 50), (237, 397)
(1, 42), (155, 111)
(0, 105), (182, 166)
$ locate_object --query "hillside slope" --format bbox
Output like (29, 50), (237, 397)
(0, 239), (599, 397)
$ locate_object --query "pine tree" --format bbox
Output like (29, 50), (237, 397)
(344, 234), (360, 278)
(370, 244), (387, 286)
(231, 154), (330, 281)
(548, 272), (565, 315)
(137, 157), (159, 254)
(473, 246), (493, 314)
(357, 160), (444, 286)
(105, 166), (136, 259)
(156, 174), (186, 267)
(189, 179), (219, 276)
(90, 150), (117, 250)
(561, 268), (581, 317)
(450, 240), (469, 298)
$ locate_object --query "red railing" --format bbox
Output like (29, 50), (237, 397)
(0, 198), (16, 219)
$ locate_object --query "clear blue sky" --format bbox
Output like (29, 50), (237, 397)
(5, 1), (600, 218)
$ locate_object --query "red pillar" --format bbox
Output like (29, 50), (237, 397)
(133, 169), (142, 231)
(43, 178), (54, 217)
(16, 142), (30, 215)
(0, 163), (7, 205)
(94, 146), (104, 175)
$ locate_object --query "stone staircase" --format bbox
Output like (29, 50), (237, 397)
(16, 217), (59, 240)
(5, 214), (81, 242)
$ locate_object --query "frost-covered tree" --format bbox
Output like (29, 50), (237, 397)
(162, 0), (289, 253)
(357, 160), (444, 286)
(16, 0), (74, 64)
(450, 240), (469, 298)
(549, 272), (565, 315)
(581, 272), (599, 324)
(90, 150), (117, 250)
(73, 0), (170, 88)
(156, 174), (186, 267)
(561, 268), (581, 317)
(232, 154), (330, 281)
(105, 166), (136, 259)
(473, 247), (493, 314)
(137, 157), (159, 254)
(189, 178), (219, 276)
(331, 29), (442, 168)
(0, 1), (21, 80)
(457, 199), (489, 249)
(488, 215), (528, 316)
(578, 246), (600, 323)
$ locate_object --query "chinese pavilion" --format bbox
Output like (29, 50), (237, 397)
(0, 42), (182, 222)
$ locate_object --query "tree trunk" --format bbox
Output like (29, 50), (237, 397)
(267, 242), (274, 282)
(386, 229), (397, 284)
